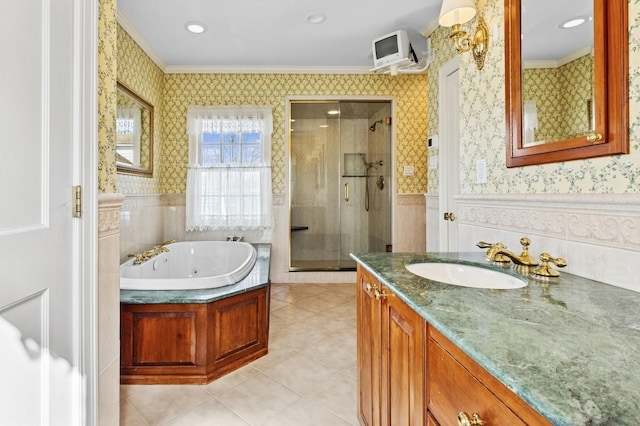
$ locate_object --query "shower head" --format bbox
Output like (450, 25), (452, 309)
(369, 119), (383, 132)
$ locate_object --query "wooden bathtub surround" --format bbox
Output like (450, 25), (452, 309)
(120, 285), (270, 384)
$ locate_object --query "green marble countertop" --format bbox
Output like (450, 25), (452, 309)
(120, 244), (271, 304)
(351, 251), (640, 426)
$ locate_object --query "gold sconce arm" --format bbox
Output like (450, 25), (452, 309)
(439, 0), (489, 71)
(447, 18), (489, 70)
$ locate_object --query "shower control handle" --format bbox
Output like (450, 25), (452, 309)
(344, 182), (350, 202)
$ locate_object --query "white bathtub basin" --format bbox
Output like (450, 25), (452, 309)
(120, 241), (257, 290)
(405, 262), (526, 289)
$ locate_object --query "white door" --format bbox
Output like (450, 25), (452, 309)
(0, 0), (96, 424)
(438, 57), (460, 251)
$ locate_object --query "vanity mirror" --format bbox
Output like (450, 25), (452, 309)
(116, 82), (154, 176)
(505, 0), (628, 167)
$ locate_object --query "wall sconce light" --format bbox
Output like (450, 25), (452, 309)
(438, 0), (488, 70)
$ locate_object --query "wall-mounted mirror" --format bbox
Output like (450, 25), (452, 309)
(116, 82), (154, 176)
(505, 0), (628, 167)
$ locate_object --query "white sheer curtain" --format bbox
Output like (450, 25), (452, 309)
(186, 106), (273, 232)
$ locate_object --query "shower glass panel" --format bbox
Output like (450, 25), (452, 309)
(289, 100), (392, 271)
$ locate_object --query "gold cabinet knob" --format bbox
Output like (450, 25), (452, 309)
(458, 412), (484, 426)
(365, 282), (377, 292)
(586, 133), (603, 142)
(373, 289), (387, 300)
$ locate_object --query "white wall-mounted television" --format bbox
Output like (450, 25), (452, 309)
(371, 30), (415, 71)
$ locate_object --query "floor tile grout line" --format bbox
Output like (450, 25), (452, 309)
(121, 395), (151, 426)
(209, 394), (253, 426)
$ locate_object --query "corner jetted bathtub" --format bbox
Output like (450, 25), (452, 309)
(120, 241), (257, 290)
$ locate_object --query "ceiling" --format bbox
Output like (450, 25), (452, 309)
(117, 0), (442, 71)
(522, 0), (593, 63)
(117, 0), (594, 71)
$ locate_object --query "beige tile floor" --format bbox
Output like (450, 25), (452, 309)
(120, 282), (358, 426)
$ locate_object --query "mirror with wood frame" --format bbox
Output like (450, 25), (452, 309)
(116, 82), (154, 176)
(505, 0), (628, 167)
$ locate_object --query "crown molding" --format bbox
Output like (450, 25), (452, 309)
(420, 17), (440, 38)
(523, 46), (593, 69)
(164, 65), (373, 74)
(117, 10), (167, 72)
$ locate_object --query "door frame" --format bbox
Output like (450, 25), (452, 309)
(74, 0), (98, 423)
(438, 56), (460, 251)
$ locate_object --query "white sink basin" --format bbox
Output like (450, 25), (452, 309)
(405, 262), (527, 289)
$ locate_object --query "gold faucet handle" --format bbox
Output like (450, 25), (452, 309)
(476, 241), (507, 252)
(532, 253), (567, 277)
(476, 241), (510, 263)
(159, 239), (175, 246)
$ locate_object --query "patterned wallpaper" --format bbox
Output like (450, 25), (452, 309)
(160, 73), (428, 194)
(99, 0), (640, 195)
(97, 0), (117, 193)
(522, 53), (593, 143)
(456, 0), (640, 194)
(116, 25), (164, 194)
(559, 54), (594, 138)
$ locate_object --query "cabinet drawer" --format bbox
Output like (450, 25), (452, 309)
(427, 327), (549, 425)
(428, 338), (526, 425)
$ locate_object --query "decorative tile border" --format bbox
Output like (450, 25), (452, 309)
(456, 194), (640, 251)
(98, 193), (125, 238)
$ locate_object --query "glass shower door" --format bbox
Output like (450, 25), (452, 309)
(289, 102), (342, 270)
(289, 101), (391, 271)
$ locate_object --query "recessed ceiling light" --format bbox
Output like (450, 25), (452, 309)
(185, 22), (207, 34)
(306, 13), (326, 24)
(327, 110), (340, 115)
(319, 124), (329, 128)
(560, 16), (591, 29)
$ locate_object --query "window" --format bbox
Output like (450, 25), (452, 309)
(186, 106), (273, 231)
(116, 106), (141, 165)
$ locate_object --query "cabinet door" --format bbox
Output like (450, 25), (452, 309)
(357, 266), (382, 426)
(380, 288), (426, 426)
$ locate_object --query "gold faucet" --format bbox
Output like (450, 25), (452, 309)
(477, 237), (539, 267)
(127, 240), (175, 264)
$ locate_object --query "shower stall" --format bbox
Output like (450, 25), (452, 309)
(288, 100), (392, 271)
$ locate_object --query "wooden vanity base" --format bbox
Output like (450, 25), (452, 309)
(120, 285), (269, 384)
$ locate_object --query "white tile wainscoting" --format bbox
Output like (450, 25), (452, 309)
(119, 193), (426, 284)
(98, 193), (125, 426)
(427, 193), (640, 292)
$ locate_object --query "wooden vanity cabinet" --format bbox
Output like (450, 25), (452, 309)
(357, 266), (426, 426)
(428, 326), (550, 425)
(356, 265), (551, 426)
